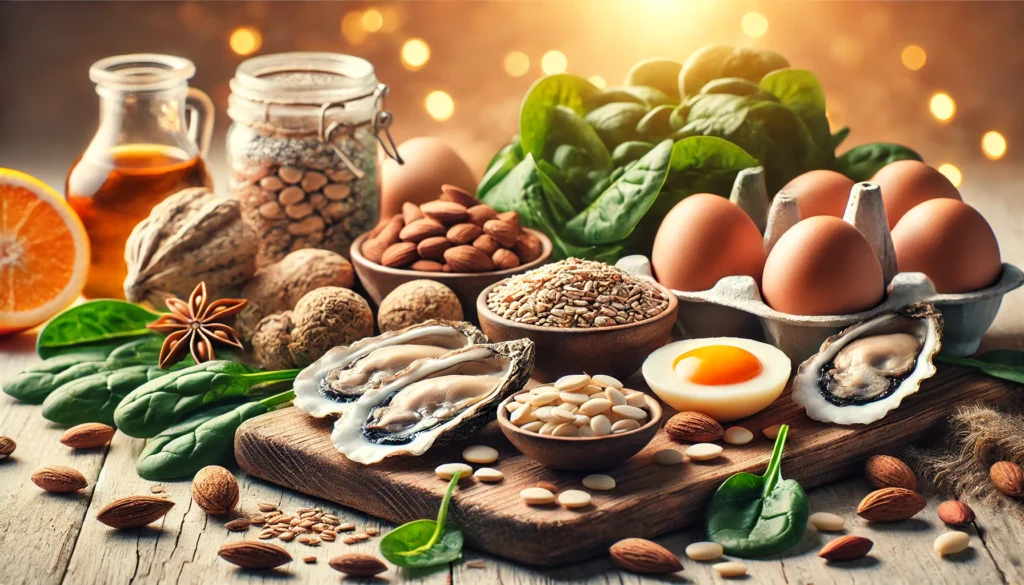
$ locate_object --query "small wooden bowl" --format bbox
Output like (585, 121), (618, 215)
(476, 280), (678, 382)
(496, 391), (663, 471)
(350, 229), (552, 321)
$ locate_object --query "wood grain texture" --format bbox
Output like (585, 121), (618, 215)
(235, 367), (1018, 566)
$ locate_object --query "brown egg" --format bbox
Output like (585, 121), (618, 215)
(762, 216), (884, 316)
(651, 193), (766, 292)
(892, 199), (1001, 293)
(871, 160), (962, 228)
(381, 137), (477, 218)
(782, 170), (854, 219)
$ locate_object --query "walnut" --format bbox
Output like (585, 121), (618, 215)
(377, 280), (463, 332)
(124, 187), (257, 308)
(251, 311), (296, 371)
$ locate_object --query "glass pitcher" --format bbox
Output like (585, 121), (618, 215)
(66, 54), (214, 299)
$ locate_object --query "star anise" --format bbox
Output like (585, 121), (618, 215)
(147, 282), (247, 369)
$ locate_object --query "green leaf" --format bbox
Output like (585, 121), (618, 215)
(42, 365), (171, 427)
(380, 472), (464, 568)
(481, 154), (578, 236)
(519, 74), (599, 160)
(760, 69), (826, 111)
(547, 106), (612, 171)
(831, 127), (850, 150)
(37, 300), (161, 359)
(477, 141), (523, 200)
(837, 143), (923, 182)
(1, 351), (108, 404)
(936, 351), (1024, 385)
(584, 102), (650, 149)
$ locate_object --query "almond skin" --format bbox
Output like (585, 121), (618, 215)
(444, 245), (495, 273)
(990, 461), (1024, 497)
(416, 236), (451, 260)
(492, 248), (521, 270)
(0, 436), (16, 459)
(857, 487), (927, 522)
(446, 223), (483, 246)
(466, 204), (498, 226)
(377, 214), (405, 245)
(360, 237), (388, 264)
(440, 184), (480, 208)
(472, 233), (500, 255)
(420, 200), (467, 225)
(60, 423), (115, 449)
(399, 218), (446, 243)
(497, 210), (521, 230)
(514, 231), (543, 263)
(328, 553), (388, 576)
(402, 201), (424, 224)
(609, 538), (683, 574)
(225, 518), (252, 532)
(32, 465), (88, 493)
(218, 541), (292, 569)
(865, 455), (917, 491)
(665, 412), (725, 443)
(411, 259), (445, 272)
(192, 465), (240, 516)
(819, 535), (874, 561)
(483, 219), (519, 248)
(937, 500), (975, 526)
(97, 495), (175, 528)
(381, 242), (419, 268)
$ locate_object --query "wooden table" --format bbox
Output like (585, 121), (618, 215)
(2, 167), (1023, 584)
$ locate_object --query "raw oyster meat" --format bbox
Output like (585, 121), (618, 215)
(792, 304), (942, 425)
(293, 320), (488, 417)
(332, 339), (535, 464)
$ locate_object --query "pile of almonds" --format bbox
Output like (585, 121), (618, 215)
(361, 185), (542, 273)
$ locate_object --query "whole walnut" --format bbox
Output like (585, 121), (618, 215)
(251, 311), (296, 371)
(378, 280), (464, 332)
(237, 249), (355, 340)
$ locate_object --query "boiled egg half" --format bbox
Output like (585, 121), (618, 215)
(642, 338), (791, 422)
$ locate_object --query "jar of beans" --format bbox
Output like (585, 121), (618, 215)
(227, 52), (402, 265)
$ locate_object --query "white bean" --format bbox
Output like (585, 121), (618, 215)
(554, 374), (591, 391)
(724, 426), (754, 445)
(686, 443), (723, 461)
(582, 474), (616, 491)
(685, 541), (723, 561)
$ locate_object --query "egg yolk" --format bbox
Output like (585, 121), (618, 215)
(672, 345), (763, 386)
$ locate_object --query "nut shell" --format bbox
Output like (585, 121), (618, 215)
(192, 465), (240, 515)
(377, 280), (464, 332)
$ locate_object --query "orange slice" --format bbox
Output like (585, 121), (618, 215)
(0, 168), (90, 334)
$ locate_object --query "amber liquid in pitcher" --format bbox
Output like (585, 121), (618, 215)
(66, 144), (212, 299)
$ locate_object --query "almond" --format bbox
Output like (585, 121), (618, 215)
(440, 184), (479, 207)
(225, 518), (252, 531)
(378, 214), (405, 245)
(472, 233), (500, 255)
(818, 535), (873, 561)
(367, 219), (387, 240)
(402, 201), (423, 224)
(0, 436), (15, 459)
(466, 204), (498, 226)
(97, 495), (175, 528)
(937, 500), (975, 525)
(360, 237), (389, 264)
(447, 222), (483, 245)
(492, 248), (521, 270)
(192, 465), (239, 515)
(411, 259), (444, 272)
(856, 487), (926, 522)
(60, 423), (115, 449)
(444, 245), (495, 273)
(31, 465), (87, 493)
(483, 219), (519, 248)
(664, 412), (724, 443)
(399, 218), (446, 243)
(865, 455), (917, 491)
(990, 461), (1024, 497)
(381, 242), (418, 268)
(218, 540), (292, 569)
(328, 553), (388, 576)
(417, 236), (451, 260)
(420, 200), (467, 225)
(498, 210), (521, 230)
(514, 231), (543, 263)
(609, 538), (683, 574)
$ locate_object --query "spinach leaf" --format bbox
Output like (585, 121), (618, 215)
(592, 87), (647, 107)
(547, 106), (612, 171)
(477, 141), (524, 201)
(707, 424), (808, 557)
(635, 106), (675, 140)
(584, 102), (650, 149)
(760, 69), (833, 168)
(380, 471), (464, 568)
(2, 350), (110, 404)
(831, 127), (851, 150)
(42, 365), (171, 426)
(37, 300), (161, 359)
(612, 141), (655, 167)
(836, 143), (923, 182)
(481, 154), (579, 236)
(519, 75), (599, 160)
(702, 77), (778, 101)
(937, 351), (1024, 385)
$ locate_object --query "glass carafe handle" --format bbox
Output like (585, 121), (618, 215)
(186, 87), (215, 158)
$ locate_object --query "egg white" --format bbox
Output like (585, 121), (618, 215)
(642, 337), (791, 422)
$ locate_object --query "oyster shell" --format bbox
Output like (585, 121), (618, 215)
(792, 304), (942, 425)
(293, 320), (488, 417)
(332, 339), (535, 464)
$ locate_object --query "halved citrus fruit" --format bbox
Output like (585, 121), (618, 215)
(0, 168), (90, 334)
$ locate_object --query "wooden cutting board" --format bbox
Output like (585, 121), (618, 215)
(235, 367), (1018, 566)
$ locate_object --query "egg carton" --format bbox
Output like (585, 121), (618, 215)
(617, 167), (1024, 362)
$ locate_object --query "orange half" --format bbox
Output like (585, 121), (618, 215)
(0, 168), (89, 334)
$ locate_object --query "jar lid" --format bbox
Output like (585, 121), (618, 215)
(230, 52), (378, 106)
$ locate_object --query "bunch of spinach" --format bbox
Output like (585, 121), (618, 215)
(478, 45), (921, 262)
(380, 470), (464, 569)
(706, 424), (808, 557)
(35, 300), (161, 358)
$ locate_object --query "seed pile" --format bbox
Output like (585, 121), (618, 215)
(486, 258), (669, 328)
(247, 503), (377, 546)
(506, 373), (650, 437)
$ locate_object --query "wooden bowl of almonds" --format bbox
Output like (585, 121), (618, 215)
(497, 374), (663, 471)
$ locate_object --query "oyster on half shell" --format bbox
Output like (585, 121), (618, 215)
(332, 339), (535, 464)
(792, 304), (942, 425)
(293, 320), (488, 418)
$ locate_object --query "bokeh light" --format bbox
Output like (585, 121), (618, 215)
(982, 131), (1007, 160)
(401, 38), (430, 70)
(341, 11), (368, 45)
(901, 45), (927, 70)
(588, 76), (607, 89)
(929, 92), (956, 122)
(504, 52), (530, 77)
(541, 50), (568, 75)
(741, 12), (769, 38)
(425, 91), (455, 121)
(229, 27), (262, 56)
(361, 9), (383, 32)
(937, 163), (963, 187)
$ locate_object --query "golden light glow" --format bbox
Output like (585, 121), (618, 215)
(901, 45), (927, 70)
(361, 9), (383, 32)
(341, 11), (368, 45)
(982, 131), (1007, 160)
(229, 27), (262, 56)
(741, 12), (769, 38)
(504, 52), (530, 77)
(588, 76), (607, 89)
(541, 50), (568, 75)
(929, 92), (956, 122)
(401, 38), (430, 70)
(425, 91), (455, 121)
(937, 164), (962, 187)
